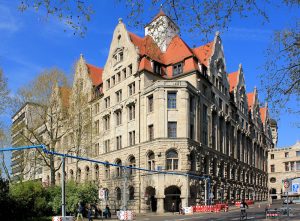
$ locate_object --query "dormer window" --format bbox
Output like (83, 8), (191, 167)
(173, 63), (183, 76)
(113, 48), (124, 65)
(153, 61), (161, 74)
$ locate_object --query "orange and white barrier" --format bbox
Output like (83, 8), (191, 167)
(117, 210), (134, 220)
(52, 216), (75, 221)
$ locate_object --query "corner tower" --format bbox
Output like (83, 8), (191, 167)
(145, 9), (179, 52)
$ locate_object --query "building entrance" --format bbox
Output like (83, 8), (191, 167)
(164, 185), (181, 212)
(145, 186), (157, 212)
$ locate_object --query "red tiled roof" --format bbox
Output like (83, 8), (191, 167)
(129, 32), (212, 76)
(162, 35), (193, 65)
(86, 64), (103, 86)
(192, 42), (214, 66)
(228, 71), (238, 92)
(260, 107), (267, 123)
(247, 93), (254, 110)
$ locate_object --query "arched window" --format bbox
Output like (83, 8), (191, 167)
(113, 48), (124, 65)
(190, 151), (196, 171)
(69, 169), (74, 181)
(166, 149), (178, 170)
(94, 164), (99, 181)
(85, 166), (90, 181)
(115, 159), (122, 177)
(105, 163), (110, 179)
(128, 156), (136, 175)
(147, 151), (155, 170)
(116, 187), (122, 201)
(129, 186), (134, 200)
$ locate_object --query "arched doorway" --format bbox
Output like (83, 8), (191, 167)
(164, 186), (181, 212)
(145, 186), (157, 212)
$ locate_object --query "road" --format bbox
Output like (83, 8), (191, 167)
(134, 200), (300, 221)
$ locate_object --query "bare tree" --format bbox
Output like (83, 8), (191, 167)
(16, 68), (71, 185)
(68, 76), (93, 183)
(261, 23), (300, 118)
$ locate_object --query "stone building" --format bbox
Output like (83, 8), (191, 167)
(268, 141), (300, 199)
(12, 10), (275, 213)
(11, 102), (44, 181)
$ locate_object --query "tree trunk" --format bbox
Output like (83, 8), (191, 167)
(50, 154), (56, 186)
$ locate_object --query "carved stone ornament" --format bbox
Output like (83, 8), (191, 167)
(113, 104), (123, 112)
(102, 110), (111, 117)
(225, 115), (231, 122)
(125, 98), (137, 106)
(218, 110), (224, 117)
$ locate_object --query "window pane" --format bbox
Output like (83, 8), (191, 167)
(168, 122), (177, 138)
(167, 150), (178, 158)
(167, 92), (177, 109)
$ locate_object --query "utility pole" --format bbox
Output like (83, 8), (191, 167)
(123, 168), (128, 211)
(204, 179), (207, 206)
(61, 156), (66, 217)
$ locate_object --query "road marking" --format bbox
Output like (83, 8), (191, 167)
(164, 216), (203, 221)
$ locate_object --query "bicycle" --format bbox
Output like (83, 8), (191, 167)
(240, 209), (247, 220)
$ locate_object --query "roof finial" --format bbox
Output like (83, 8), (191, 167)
(118, 18), (123, 24)
(160, 4), (163, 10)
(215, 31), (220, 37)
(80, 53), (84, 59)
(239, 63), (242, 69)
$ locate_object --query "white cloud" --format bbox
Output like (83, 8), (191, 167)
(0, 4), (21, 32)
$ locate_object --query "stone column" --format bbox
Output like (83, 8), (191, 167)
(156, 197), (165, 213)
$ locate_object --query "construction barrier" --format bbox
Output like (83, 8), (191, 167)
(235, 200), (254, 207)
(265, 209), (281, 219)
(52, 216), (75, 221)
(192, 204), (228, 213)
(117, 210), (134, 220)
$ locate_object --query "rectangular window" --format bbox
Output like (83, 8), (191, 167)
(291, 162), (295, 171)
(106, 79), (110, 89)
(94, 103), (100, 114)
(94, 120), (99, 135)
(129, 131), (135, 146)
(116, 111), (122, 126)
(167, 92), (177, 109)
(153, 61), (161, 74)
(296, 151), (300, 157)
(219, 98), (223, 110)
(103, 115), (110, 130)
(104, 139), (110, 153)
(271, 154), (274, 159)
(297, 161), (300, 171)
(122, 68), (127, 79)
(116, 72), (121, 83)
(116, 90), (122, 103)
(168, 122), (177, 138)
(148, 125), (154, 141)
(203, 84), (207, 96)
(173, 63), (183, 76)
(285, 152), (289, 158)
(104, 96), (110, 108)
(128, 64), (132, 76)
(190, 124), (194, 140)
(128, 105), (135, 121)
(116, 136), (122, 150)
(148, 95), (154, 112)
(128, 82), (135, 96)
(285, 162), (289, 171)
(202, 104), (208, 145)
(270, 165), (275, 172)
(111, 75), (115, 86)
(94, 143), (99, 156)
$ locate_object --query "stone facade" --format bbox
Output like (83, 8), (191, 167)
(12, 10), (274, 213)
(268, 142), (300, 199)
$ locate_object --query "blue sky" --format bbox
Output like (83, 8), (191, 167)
(0, 0), (299, 154)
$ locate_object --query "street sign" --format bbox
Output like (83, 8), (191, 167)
(292, 183), (299, 193)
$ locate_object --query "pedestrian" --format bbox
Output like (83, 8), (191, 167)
(76, 202), (84, 221)
(103, 205), (111, 219)
(179, 202), (183, 214)
(87, 204), (93, 221)
(171, 202), (176, 214)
